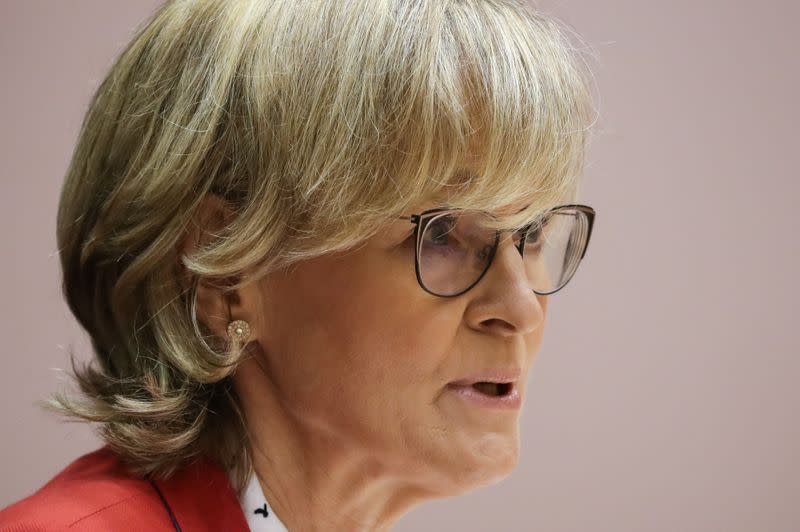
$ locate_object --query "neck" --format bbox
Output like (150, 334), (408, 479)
(233, 355), (433, 532)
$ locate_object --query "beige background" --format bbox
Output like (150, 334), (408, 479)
(1, 1), (798, 531)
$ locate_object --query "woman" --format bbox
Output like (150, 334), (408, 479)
(0, 0), (597, 530)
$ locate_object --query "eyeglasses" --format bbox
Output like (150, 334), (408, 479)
(397, 204), (595, 298)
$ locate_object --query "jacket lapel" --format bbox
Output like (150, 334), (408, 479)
(150, 454), (250, 531)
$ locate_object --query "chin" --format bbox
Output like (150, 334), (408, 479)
(444, 466), (517, 497)
(447, 450), (520, 495)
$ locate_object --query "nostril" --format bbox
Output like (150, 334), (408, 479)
(481, 318), (514, 332)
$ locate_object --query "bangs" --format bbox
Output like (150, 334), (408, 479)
(187, 0), (598, 272)
(385, 1), (598, 233)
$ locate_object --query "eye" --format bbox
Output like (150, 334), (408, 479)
(424, 215), (457, 246)
(525, 225), (542, 245)
(522, 214), (553, 250)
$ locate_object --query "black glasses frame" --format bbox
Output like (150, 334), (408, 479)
(397, 204), (595, 298)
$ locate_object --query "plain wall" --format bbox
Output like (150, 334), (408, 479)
(1, 1), (797, 531)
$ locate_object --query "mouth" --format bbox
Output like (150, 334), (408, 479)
(445, 381), (521, 409)
(448, 368), (521, 397)
(464, 381), (515, 397)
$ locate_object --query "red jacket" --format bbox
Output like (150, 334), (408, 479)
(0, 445), (251, 531)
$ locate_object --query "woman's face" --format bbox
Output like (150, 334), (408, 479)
(242, 198), (547, 495)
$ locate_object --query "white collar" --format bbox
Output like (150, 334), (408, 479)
(227, 465), (289, 532)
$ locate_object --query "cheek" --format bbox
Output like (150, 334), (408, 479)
(537, 293), (548, 316)
(258, 254), (458, 423)
(317, 286), (455, 394)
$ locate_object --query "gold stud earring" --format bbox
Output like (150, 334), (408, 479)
(225, 288), (250, 343)
(227, 319), (250, 342)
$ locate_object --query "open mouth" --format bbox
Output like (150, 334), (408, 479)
(468, 381), (513, 397)
(446, 379), (522, 409)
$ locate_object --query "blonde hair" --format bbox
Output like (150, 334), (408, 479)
(41, 0), (598, 498)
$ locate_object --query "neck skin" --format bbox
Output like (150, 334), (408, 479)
(232, 355), (434, 532)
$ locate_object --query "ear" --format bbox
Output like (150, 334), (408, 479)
(176, 193), (243, 341)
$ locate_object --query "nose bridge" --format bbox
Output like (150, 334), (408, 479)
(475, 229), (531, 294)
(492, 231), (525, 276)
(466, 232), (543, 335)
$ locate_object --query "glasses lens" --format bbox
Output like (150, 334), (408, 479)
(417, 211), (496, 296)
(417, 208), (590, 296)
(520, 207), (590, 295)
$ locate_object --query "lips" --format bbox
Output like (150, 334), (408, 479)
(448, 368), (521, 399)
(449, 368), (521, 388)
(446, 381), (522, 409)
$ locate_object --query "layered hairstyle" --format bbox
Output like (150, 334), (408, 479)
(42, 0), (598, 497)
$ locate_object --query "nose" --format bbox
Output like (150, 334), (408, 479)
(463, 234), (545, 336)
